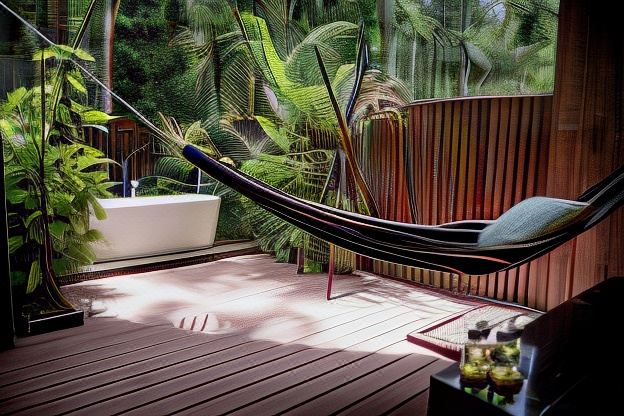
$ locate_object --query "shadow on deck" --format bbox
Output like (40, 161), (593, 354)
(0, 254), (479, 415)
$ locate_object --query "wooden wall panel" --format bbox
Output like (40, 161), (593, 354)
(545, 0), (624, 309)
(353, 0), (623, 311)
(353, 110), (416, 281)
(355, 95), (555, 309)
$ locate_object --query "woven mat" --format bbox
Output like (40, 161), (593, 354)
(407, 304), (542, 360)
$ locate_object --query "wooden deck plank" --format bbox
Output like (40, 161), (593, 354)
(0, 330), (213, 398)
(132, 315), (435, 416)
(88, 344), (320, 416)
(282, 354), (444, 416)
(0, 255), (480, 416)
(385, 390), (430, 416)
(177, 315), (437, 415)
(338, 358), (451, 415)
(232, 348), (437, 415)
(1, 324), (188, 387)
(10, 304), (404, 414)
(2, 334), (258, 414)
(0, 319), (152, 373)
(66, 307), (416, 415)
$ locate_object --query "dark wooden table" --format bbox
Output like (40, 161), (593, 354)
(428, 276), (624, 416)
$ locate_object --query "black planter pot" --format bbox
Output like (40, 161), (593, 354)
(16, 309), (84, 336)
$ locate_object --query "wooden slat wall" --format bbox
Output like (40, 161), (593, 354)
(544, 0), (624, 309)
(354, 95), (555, 309)
(353, 0), (624, 311)
(353, 111), (414, 280)
(409, 95), (554, 308)
(0, 56), (34, 99)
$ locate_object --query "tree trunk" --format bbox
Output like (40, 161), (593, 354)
(431, 41), (437, 97)
(459, 44), (469, 96)
(378, 0), (397, 77)
(411, 38), (417, 98)
(458, 0), (472, 96)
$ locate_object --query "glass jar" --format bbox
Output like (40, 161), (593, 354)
(460, 326), (493, 388)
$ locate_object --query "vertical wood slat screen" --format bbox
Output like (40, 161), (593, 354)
(354, 111), (415, 279)
(353, 1), (624, 311)
(354, 95), (555, 310)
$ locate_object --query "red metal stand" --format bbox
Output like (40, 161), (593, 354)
(326, 245), (335, 300)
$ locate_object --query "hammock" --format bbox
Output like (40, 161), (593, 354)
(183, 144), (624, 276)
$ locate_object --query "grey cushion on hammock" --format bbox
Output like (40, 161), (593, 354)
(478, 197), (590, 248)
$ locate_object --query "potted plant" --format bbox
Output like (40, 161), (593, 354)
(1, 29), (116, 334)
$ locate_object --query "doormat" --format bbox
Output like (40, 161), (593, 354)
(407, 304), (542, 360)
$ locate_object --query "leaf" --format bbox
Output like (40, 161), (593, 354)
(31, 49), (56, 61)
(255, 116), (290, 153)
(89, 196), (107, 220)
(82, 124), (109, 134)
(83, 228), (103, 242)
(26, 260), (41, 294)
(465, 41), (492, 71)
(73, 48), (96, 62)
(285, 21), (358, 86)
(24, 194), (40, 210)
(66, 73), (87, 94)
(70, 214), (87, 235)
(49, 221), (70, 239)
(0, 119), (15, 135)
(77, 155), (114, 171)
(56, 44), (75, 54)
(8, 236), (23, 254)
(80, 110), (119, 124)
(2, 86), (28, 112)
(24, 210), (42, 228)
(6, 189), (28, 204)
(66, 242), (95, 264)
(237, 13), (336, 124)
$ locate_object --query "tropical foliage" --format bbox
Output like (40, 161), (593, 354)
(113, 0), (197, 122)
(113, 0), (559, 269)
(385, 0), (559, 99)
(132, 0), (388, 268)
(1, 44), (114, 311)
(107, 0), (558, 270)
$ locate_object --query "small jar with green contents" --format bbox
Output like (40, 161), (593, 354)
(460, 321), (493, 388)
(489, 320), (524, 393)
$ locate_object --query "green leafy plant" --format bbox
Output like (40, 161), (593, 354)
(389, 0), (559, 99)
(118, 1), (405, 269)
(1, 42), (114, 312)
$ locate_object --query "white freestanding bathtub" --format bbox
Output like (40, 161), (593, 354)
(90, 194), (221, 262)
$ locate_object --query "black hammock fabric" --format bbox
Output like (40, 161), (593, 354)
(183, 145), (624, 276)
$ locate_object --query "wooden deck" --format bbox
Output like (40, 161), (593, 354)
(0, 254), (481, 415)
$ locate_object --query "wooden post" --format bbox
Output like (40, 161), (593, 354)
(296, 246), (304, 274)
(326, 244), (335, 300)
(1, 143), (15, 350)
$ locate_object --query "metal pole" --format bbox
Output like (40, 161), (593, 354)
(326, 244), (335, 301)
(0, 142), (15, 350)
(196, 167), (201, 194)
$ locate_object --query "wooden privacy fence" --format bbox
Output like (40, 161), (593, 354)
(353, 94), (592, 311)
